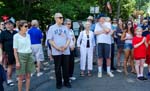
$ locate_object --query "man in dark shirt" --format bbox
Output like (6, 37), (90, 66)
(0, 20), (17, 86)
(142, 24), (150, 37)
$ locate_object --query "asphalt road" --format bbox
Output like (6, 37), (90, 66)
(4, 59), (150, 91)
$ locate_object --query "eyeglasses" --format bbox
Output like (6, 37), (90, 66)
(67, 23), (71, 25)
(57, 17), (63, 19)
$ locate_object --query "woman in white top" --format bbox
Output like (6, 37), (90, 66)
(13, 20), (35, 91)
(64, 19), (76, 80)
(121, 20), (135, 75)
(77, 21), (95, 76)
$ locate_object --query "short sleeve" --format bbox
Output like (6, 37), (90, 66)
(13, 34), (18, 49)
(47, 26), (53, 40)
(94, 23), (99, 32)
(66, 28), (71, 40)
(146, 34), (150, 43)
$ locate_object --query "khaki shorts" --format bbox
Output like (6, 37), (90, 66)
(16, 53), (35, 75)
(31, 44), (44, 61)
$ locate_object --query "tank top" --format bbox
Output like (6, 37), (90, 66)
(125, 33), (133, 43)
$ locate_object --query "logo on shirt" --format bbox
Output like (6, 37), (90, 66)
(54, 29), (66, 37)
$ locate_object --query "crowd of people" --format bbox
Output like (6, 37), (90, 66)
(0, 12), (150, 91)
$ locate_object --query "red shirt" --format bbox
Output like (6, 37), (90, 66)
(132, 36), (146, 59)
(146, 34), (150, 56)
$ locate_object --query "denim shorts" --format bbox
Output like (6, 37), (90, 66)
(124, 43), (133, 50)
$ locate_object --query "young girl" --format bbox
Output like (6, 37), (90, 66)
(132, 27), (147, 80)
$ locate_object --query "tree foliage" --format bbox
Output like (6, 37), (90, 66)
(0, 0), (148, 26)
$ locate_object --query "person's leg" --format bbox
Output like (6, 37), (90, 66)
(140, 59), (145, 77)
(104, 44), (112, 74)
(97, 43), (103, 74)
(87, 48), (93, 75)
(80, 47), (86, 74)
(7, 64), (13, 80)
(69, 50), (75, 77)
(18, 75), (23, 91)
(123, 49), (130, 75)
(25, 73), (31, 91)
(117, 48), (122, 67)
(36, 45), (44, 76)
(62, 55), (71, 87)
(135, 60), (140, 77)
(53, 55), (62, 88)
(130, 49), (135, 73)
(111, 43), (116, 70)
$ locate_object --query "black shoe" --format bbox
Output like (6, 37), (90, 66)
(64, 83), (72, 88)
(137, 77), (143, 80)
(56, 85), (62, 89)
(111, 67), (117, 71)
(141, 76), (148, 80)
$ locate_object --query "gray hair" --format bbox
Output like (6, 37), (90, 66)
(64, 19), (72, 25)
(31, 20), (39, 27)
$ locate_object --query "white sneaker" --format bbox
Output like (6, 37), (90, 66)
(69, 77), (76, 80)
(37, 72), (43, 77)
(116, 69), (122, 73)
(98, 72), (102, 78)
(107, 72), (114, 77)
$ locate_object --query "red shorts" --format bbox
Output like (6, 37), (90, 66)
(146, 56), (150, 65)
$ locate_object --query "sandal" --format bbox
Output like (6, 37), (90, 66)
(80, 71), (85, 77)
(7, 81), (15, 86)
(87, 72), (92, 77)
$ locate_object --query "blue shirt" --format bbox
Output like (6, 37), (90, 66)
(28, 27), (43, 44)
(90, 23), (95, 32)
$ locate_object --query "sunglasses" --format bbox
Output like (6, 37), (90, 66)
(57, 17), (63, 19)
(23, 25), (28, 28)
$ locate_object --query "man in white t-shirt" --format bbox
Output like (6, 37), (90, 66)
(94, 14), (114, 78)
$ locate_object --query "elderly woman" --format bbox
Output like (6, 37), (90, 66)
(64, 19), (76, 81)
(77, 21), (95, 76)
(13, 20), (35, 91)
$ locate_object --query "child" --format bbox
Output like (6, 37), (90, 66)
(146, 33), (150, 77)
(132, 27), (148, 80)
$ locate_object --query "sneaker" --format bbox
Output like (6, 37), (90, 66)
(69, 77), (76, 80)
(107, 72), (114, 77)
(141, 76), (148, 80)
(98, 72), (102, 78)
(137, 77), (143, 80)
(37, 72), (43, 77)
(116, 69), (122, 73)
